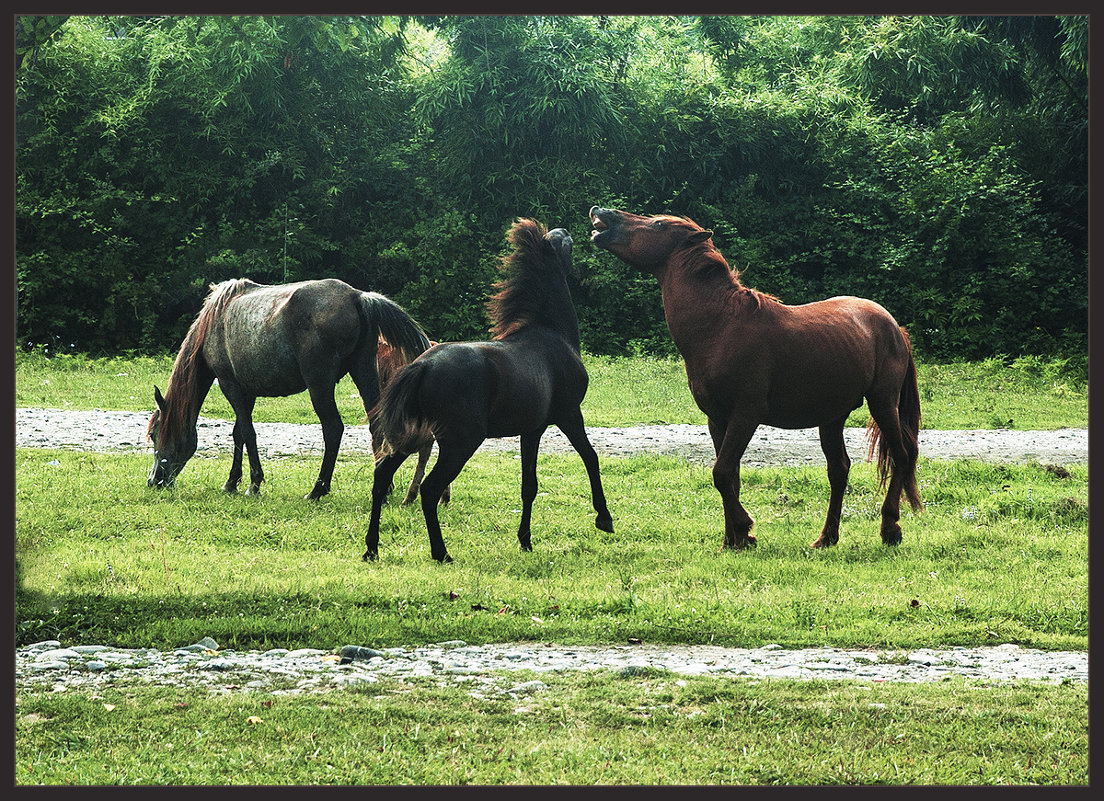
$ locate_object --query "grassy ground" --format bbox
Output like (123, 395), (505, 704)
(14, 350), (1089, 785)
(16, 676), (1088, 785)
(16, 451), (1087, 652)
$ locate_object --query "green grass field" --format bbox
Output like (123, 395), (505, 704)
(15, 351), (1089, 785)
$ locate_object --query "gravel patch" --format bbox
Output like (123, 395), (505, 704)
(17, 638), (1087, 696)
(13, 407), (1089, 466)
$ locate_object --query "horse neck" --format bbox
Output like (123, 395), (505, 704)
(655, 249), (750, 351)
(161, 337), (215, 438)
(545, 277), (582, 352)
(493, 275), (582, 353)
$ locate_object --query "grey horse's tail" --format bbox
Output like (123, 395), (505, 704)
(358, 292), (431, 365)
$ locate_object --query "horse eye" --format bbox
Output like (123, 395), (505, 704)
(651, 220), (665, 229)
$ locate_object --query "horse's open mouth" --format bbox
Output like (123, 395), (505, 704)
(589, 208), (610, 241)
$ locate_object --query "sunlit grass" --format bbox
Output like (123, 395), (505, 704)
(15, 676), (1088, 785)
(16, 449), (1087, 652)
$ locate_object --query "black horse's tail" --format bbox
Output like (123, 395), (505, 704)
(374, 361), (437, 456)
(358, 292), (431, 365)
(866, 327), (923, 512)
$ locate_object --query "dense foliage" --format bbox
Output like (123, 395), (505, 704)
(16, 15), (1087, 361)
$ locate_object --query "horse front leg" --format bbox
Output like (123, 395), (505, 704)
(811, 417), (851, 548)
(556, 411), (613, 533)
(224, 419), (246, 493)
(220, 385), (262, 495)
(242, 417), (264, 495)
(306, 386), (344, 500)
(419, 437), (481, 563)
(363, 450), (411, 561)
(710, 417), (758, 550)
(517, 429), (546, 552)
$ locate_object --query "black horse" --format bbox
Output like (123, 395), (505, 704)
(364, 219), (614, 563)
(147, 278), (430, 499)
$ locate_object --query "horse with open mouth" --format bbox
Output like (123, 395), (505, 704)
(589, 205), (921, 550)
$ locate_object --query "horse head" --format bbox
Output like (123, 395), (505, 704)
(146, 385), (198, 489)
(589, 206), (713, 272)
(544, 227), (572, 271)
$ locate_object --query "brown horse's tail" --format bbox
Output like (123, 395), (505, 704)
(866, 327), (923, 512)
(372, 360), (436, 457)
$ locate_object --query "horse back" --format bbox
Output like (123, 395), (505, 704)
(204, 280), (363, 396)
(688, 295), (910, 428)
(412, 334), (579, 440)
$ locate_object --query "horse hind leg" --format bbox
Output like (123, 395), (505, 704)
(363, 450), (412, 561)
(305, 383), (345, 500)
(866, 400), (918, 546)
(811, 416), (850, 548)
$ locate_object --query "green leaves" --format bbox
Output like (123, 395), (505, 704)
(14, 14), (1086, 360)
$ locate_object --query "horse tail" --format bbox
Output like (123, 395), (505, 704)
(866, 327), (923, 512)
(358, 292), (431, 365)
(373, 361), (436, 456)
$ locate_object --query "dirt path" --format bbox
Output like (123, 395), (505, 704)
(15, 407), (1088, 466)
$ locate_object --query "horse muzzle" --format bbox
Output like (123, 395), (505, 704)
(148, 458), (176, 489)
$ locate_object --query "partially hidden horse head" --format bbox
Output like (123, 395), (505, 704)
(486, 220), (575, 342)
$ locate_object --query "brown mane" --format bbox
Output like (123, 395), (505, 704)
(486, 218), (561, 340)
(147, 279), (250, 444)
(675, 232), (780, 310)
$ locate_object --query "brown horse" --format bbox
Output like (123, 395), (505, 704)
(371, 337), (450, 505)
(590, 206), (921, 549)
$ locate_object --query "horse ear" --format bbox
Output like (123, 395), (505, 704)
(153, 385), (166, 412)
(688, 229), (713, 245)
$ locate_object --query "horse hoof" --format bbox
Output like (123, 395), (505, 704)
(881, 532), (903, 546)
(725, 535), (757, 551)
(810, 536), (838, 549)
(246, 486), (261, 496)
(596, 515), (614, 533)
(433, 553), (453, 564)
(362, 550), (378, 562)
(222, 484), (238, 494)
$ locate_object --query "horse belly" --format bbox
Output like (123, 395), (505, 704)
(762, 362), (870, 428)
(485, 373), (553, 436)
